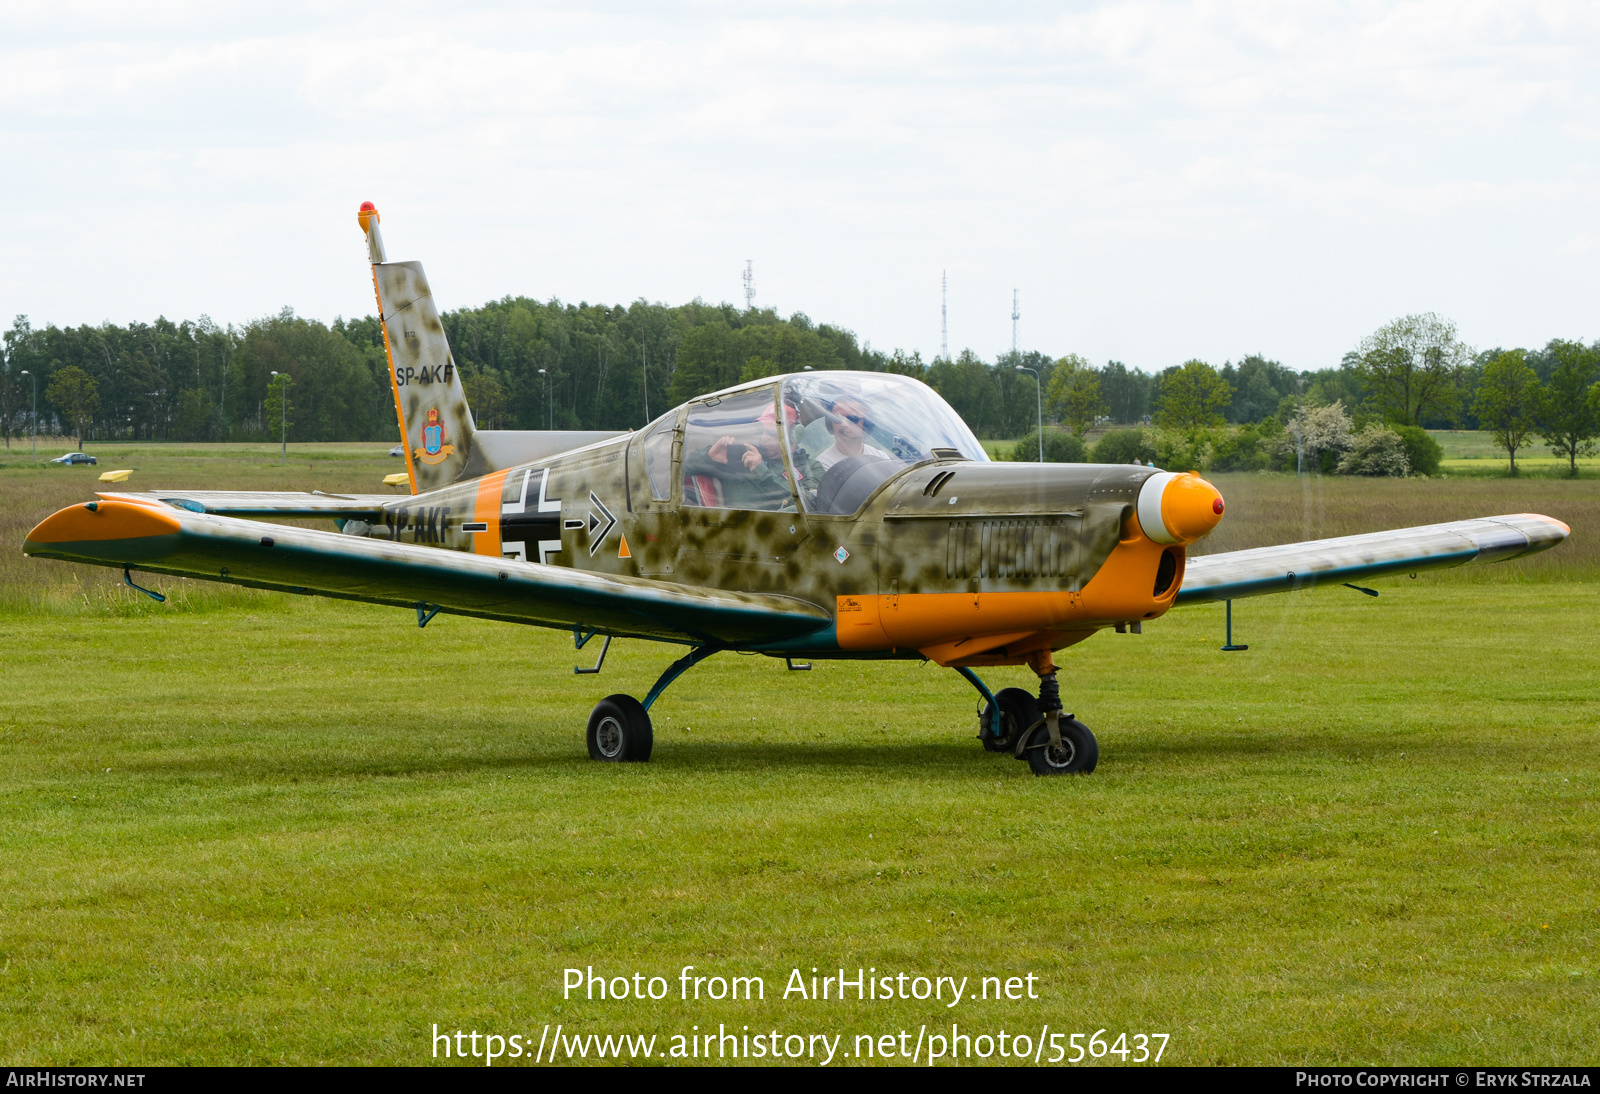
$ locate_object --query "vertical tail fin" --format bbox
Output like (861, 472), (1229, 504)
(360, 201), (477, 494)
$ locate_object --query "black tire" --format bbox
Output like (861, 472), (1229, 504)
(979, 687), (1038, 753)
(1022, 717), (1098, 775)
(586, 694), (654, 762)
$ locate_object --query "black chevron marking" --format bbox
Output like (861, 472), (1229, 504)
(587, 491), (617, 556)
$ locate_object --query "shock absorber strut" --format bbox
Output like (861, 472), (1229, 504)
(1027, 650), (1065, 751)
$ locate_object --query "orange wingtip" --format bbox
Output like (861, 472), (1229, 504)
(26, 498), (181, 544)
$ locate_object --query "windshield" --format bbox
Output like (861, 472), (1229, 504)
(781, 372), (988, 515)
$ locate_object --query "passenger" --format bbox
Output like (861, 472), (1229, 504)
(681, 403), (799, 510)
(808, 397), (889, 476)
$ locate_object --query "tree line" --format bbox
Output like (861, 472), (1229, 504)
(3, 303), (1596, 475)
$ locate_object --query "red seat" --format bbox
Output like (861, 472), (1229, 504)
(685, 473), (722, 508)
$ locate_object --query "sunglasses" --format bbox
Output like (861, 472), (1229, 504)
(838, 413), (872, 429)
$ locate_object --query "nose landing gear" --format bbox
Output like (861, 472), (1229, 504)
(1020, 651), (1098, 775)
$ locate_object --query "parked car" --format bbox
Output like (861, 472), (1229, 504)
(389, 444), (404, 457)
(50, 452), (97, 466)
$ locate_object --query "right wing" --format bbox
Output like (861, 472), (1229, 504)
(1176, 513), (1569, 605)
(105, 490), (391, 519)
(25, 498), (832, 647)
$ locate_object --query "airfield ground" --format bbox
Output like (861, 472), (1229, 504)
(0, 443), (1596, 1065)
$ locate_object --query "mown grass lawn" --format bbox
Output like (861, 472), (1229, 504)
(1, 578), (1595, 1065)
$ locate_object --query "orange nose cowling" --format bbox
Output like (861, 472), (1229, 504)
(1160, 473), (1225, 542)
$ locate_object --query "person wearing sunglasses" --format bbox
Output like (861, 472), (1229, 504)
(809, 397), (889, 475)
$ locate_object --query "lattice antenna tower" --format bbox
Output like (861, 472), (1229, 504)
(940, 270), (948, 361)
(1012, 288), (1020, 357)
(743, 260), (755, 310)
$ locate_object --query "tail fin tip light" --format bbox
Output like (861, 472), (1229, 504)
(1136, 471), (1225, 545)
(358, 201), (379, 233)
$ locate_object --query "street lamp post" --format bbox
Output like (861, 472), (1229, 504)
(270, 371), (287, 466)
(538, 368), (552, 430)
(1295, 375), (1305, 478)
(1015, 365), (1043, 462)
(20, 370), (34, 460)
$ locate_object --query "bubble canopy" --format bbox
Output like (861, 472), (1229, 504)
(780, 371), (989, 515)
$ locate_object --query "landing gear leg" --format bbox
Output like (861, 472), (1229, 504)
(584, 644), (723, 763)
(1016, 650), (1098, 775)
(956, 667), (1038, 754)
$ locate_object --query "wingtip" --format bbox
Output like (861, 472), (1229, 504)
(26, 498), (182, 548)
(1501, 513), (1571, 544)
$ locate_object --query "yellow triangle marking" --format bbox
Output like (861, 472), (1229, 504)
(618, 533), (631, 559)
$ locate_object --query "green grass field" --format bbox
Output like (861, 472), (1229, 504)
(1, 446), (1596, 1065)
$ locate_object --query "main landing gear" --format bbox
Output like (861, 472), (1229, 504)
(584, 644), (720, 763)
(959, 653), (1098, 776)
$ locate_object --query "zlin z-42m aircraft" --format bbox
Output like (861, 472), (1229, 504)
(25, 204), (1572, 775)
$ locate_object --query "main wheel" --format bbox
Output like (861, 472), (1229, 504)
(1022, 717), (1098, 775)
(586, 694), (654, 762)
(979, 687), (1039, 753)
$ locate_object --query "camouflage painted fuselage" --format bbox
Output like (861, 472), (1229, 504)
(352, 394), (1182, 668)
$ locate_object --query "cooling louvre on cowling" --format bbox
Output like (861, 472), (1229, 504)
(945, 519), (1080, 587)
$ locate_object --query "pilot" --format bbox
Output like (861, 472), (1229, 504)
(682, 403), (799, 510)
(803, 397), (888, 487)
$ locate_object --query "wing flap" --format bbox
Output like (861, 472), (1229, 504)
(1176, 513), (1569, 605)
(27, 499), (832, 646)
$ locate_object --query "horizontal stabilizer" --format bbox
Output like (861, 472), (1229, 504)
(26, 499), (832, 647)
(1176, 513), (1569, 605)
(465, 430), (628, 476)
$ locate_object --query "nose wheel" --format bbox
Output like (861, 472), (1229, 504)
(1020, 716), (1098, 775)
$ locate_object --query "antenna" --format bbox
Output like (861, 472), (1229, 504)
(941, 270), (948, 361)
(743, 260), (755, 310)
(1011, 288), (1019, 357)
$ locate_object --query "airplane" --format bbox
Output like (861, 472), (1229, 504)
(23, 203), (1571, 775)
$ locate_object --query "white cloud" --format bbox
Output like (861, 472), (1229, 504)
(0, 0), (1597, 369)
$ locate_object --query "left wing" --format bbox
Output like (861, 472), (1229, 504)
(25, 498), (832, 646)
(1176, 513), (1569, 605)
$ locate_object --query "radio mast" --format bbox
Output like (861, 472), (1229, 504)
(1011, 288), (1020, 357)
(941, 270), (948, 361)
(743, 261), (755, 310)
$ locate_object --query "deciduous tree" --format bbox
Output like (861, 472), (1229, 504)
(1044, 354), (1105, 438)
(45, 365), (99, 448)
(462, 373), (509, 430)
(1098, 361), (1150, 424)
(1354, 313), (1470, 425)
(1534, 339), (1600, 477)
(1472, 350), (1541, 475)
(1154, 360), (1231, 438)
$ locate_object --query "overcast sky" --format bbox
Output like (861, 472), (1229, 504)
(2, 1), (1596, 372)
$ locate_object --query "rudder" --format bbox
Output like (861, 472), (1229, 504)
(360, 202), (477, 493)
